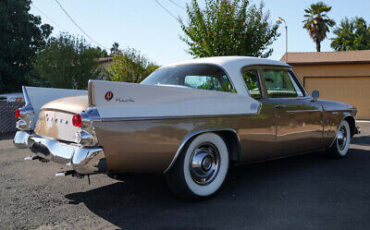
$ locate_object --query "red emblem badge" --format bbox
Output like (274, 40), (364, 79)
(105, 91), (114, 101)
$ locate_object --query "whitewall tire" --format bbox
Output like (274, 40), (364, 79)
(328, 120), (351, 158)
(166, 133), (229, 200)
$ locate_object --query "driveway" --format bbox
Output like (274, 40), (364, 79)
(1, 123), (369, 230)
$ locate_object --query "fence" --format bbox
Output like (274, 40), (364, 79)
(0, 101), (24, 133)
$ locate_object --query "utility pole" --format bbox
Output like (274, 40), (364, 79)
(277, 17), (288, 62)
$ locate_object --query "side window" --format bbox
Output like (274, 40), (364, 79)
(263, 70), (304, 98)
(242, 70), (262, 99)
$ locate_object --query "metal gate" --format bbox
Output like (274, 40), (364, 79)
(0, 101), (24, 133)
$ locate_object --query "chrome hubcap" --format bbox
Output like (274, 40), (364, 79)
(337, 126), (348, 150)
(190, 143), (220, 185)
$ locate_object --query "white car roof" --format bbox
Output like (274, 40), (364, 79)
(162, 56), (290, 96)
(164, 56), (289, 69)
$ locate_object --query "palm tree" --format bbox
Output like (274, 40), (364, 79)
(303, 2), (335, 52)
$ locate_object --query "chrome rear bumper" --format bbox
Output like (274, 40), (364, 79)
(14, 131), (106, 174)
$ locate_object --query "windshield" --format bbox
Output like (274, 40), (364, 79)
(141, 64), (234, 93)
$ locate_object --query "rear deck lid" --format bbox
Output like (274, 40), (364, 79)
(35, 95), (88, 142)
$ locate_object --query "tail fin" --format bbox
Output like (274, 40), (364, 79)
(21, 86), (87, 130)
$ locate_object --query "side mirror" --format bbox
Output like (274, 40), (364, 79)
(311, 90), (320, 101)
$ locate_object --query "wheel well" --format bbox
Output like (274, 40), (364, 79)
(164, 130), (242, 173)
(344, 116), (356, 137)
(214, 131), (242, 163)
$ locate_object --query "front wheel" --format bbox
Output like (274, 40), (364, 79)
(166, 133), (229, 200)
(327, 120), (351, 158)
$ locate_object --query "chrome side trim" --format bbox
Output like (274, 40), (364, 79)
(163, 128), (239, 173)
(101, 113), (255, 122)
(286, 109), (322, 113)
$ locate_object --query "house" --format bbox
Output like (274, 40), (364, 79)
(281, 50), (370, 119)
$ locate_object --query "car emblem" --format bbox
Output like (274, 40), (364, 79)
(105, 91), (114, 101)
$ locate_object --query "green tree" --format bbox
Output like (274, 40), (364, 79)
(0, 0), (52, 93)
(29, 33), (105, 89)
(331, 17), (370, 51)
(303, 1), (335, 52)
(180, 0), (279, 58)
(106, 48), (159, 83)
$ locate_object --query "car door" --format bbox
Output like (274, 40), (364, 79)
(260, 68), (323, 157)
(239, 68), (277, 162)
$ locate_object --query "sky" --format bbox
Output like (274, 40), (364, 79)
(30, 0), (370, 66)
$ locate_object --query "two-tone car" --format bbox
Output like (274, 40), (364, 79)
(14, 56), (359, 200)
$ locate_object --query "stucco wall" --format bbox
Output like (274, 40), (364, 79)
(292, 63), (370, 82)
(290, 63), (370, 119)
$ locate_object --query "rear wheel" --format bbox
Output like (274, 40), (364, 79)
(166, 133), (229, 200)
(327, 120), (351, 158)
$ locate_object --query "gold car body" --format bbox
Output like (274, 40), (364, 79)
(14, 57), (358, 175)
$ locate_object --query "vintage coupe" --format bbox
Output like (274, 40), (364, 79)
(14, 56), (359, 200)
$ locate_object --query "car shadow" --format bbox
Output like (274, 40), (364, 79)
(65, 149), (370, 230)
(352, 135), (370, 146)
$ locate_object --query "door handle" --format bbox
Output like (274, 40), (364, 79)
(275, 104), (286, 109)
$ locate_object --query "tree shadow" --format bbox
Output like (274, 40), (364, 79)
(65, 149), (370, 230)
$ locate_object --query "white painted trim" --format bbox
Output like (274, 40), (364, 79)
(91, 80), (260, 119)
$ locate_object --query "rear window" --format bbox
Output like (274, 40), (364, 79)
(141, 64), (234, 93)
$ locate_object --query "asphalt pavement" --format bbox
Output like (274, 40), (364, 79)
(0, 123), (369, 230)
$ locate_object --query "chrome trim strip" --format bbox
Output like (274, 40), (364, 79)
(101, 113), (255, 122)
(286, 110), (322, 113)
(163, 128), (239, 173)
(263, 96), (311, 100)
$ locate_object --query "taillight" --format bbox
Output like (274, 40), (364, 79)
(72, 114), (82, 127)
(15, 109), (20, 118)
